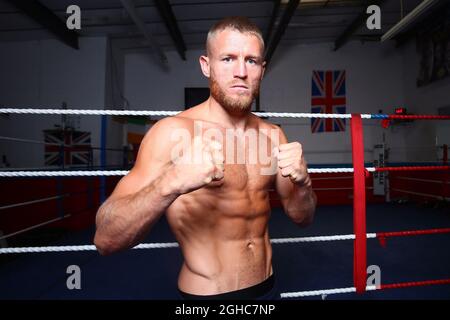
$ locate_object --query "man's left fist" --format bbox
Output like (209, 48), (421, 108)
(274, 142), (311, 186)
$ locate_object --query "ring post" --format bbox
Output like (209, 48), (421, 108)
(350, 114), (367, 294)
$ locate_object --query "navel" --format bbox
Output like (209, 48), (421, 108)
(246, 239), (255, 249)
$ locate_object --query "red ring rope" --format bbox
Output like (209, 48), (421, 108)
(377, 228), (450, 238)
(375, 166), (450, 172)
(380, 278), (450, 290)
(376, 228), (450, 248)
(388, 115), (450, 120)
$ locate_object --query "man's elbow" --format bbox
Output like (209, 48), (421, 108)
(291, 204), (316, 228)
(292, 212), (314, 228)
(94, 206), (118, 255)
(94, 233), (118, 256)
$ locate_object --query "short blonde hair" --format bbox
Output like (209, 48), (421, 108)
(206, 16), (265, 56)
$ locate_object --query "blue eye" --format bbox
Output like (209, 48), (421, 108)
(222, 57), (232, 62)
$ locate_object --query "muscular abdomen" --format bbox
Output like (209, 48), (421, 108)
(166, 187), (273, 295)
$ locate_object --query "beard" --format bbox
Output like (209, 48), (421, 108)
(209, 76), (260, 115)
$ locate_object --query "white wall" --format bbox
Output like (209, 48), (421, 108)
(400, 40), (450, 163)
(124, 50), (209, 110)
(0, 37), (108, 168)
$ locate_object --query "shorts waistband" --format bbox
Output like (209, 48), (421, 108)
(178, 274), (275, 300)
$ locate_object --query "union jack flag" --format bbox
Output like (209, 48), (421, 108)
(44, 129), (91, 166)
(311, 70), (346, 133)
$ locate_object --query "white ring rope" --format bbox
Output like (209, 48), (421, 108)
(0, 108), (179, 116)
(0, 242), (180, 254)
(271, 233), (377, 243)
(0, 170), (129, 177)
(0, 233), (377, 254)
(281, 285), (378, 298)
(0, 168), (376, 177)
(0, 108), (374, 119)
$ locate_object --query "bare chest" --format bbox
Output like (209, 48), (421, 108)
(217, 164), (274, 192)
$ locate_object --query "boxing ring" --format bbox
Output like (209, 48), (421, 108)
(1, 107), (449, 299)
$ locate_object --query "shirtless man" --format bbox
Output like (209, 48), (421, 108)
(94, 16), (317, 300)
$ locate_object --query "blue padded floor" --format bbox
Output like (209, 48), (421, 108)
(1, 203), (449, 300)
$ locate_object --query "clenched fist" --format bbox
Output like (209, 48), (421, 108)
(171, 135), (225, 194)
(274, 142), (311, 187)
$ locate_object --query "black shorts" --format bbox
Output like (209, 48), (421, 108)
(178, 274), (280, 300)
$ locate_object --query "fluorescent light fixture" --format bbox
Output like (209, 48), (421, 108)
(381, 0), (443, 42)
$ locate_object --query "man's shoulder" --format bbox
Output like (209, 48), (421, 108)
(252, 115), (288, 143)
(139, 115), (192, 147)
(254, 115), (281, 132)
(150, 114), (193, 131)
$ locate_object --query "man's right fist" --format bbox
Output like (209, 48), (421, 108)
(171, 135), (225, 194)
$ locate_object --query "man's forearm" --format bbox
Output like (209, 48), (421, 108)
(94, 169), (180, 255)
(285, 183), (317, 227)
